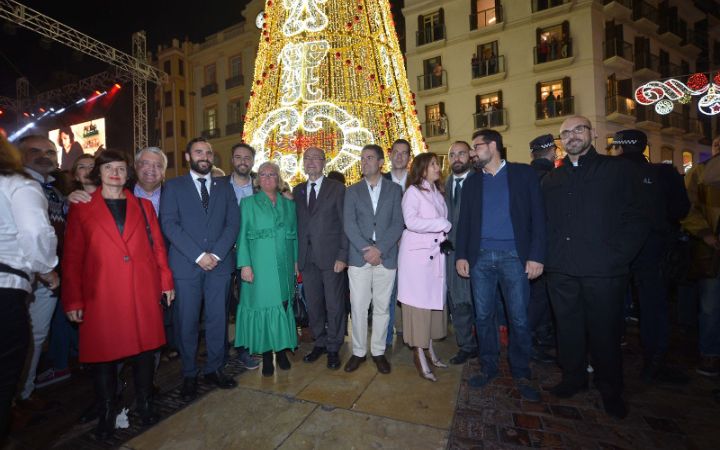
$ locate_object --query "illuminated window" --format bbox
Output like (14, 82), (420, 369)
(229, 55), (243, 78)
(204, 107), (217, 131)
(535, 77), (572, 119)
(682, 151), (694, 173)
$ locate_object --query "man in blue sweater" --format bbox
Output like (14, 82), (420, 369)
(455, 129), (546, 401)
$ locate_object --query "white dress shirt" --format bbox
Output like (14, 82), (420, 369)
(391, 170), (407, 192)
(452, 171), (470, 201)
(366, 177), (382, 241)
(306, 175), (324, 205)
(0, 174), (58, 292)
(190, 170), (213, 198)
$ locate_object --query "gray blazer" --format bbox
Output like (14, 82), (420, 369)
(293, 178), (349, 271)
(343, 177), (404, 269)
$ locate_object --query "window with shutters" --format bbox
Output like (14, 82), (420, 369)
(535, 77), (572, 119)
(417, 10), (445, 46)
(163, 60), (171, 75)
(469, 0), (501, 30)
(164, 91), (172, 107)
(178, 60), (184, 76)
(420, 56), (444, 90)
(532, 0), (570, 13)
(424, 102), (447, 138)
(179, 90), (185, 107)
(474, 91), (504, 129)
(534, 21), (571, 64)
(165, 121), (173, 138)
(472, 40), (503, 78)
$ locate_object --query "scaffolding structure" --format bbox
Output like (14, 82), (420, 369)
(0, 0), (167, 150)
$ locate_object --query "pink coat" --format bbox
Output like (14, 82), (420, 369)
(397, 182), (452, 310)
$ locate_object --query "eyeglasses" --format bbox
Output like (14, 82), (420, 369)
(472, 142), (489, 150)
(559, 125), (591, 140)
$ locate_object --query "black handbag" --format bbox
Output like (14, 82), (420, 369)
(292, 282), (309, 328)
(138, 197), (171, 309)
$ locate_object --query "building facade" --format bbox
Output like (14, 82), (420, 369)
(403, 0), (720, 170)
(153, 0), (263, 177)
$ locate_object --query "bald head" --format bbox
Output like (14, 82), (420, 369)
(559, 115), (595, 160)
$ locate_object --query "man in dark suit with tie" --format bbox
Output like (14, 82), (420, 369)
(455, 129), (546, 402)
(444, 141), (478, 364)
(161, 137), (240, 401)
(293, 147), (349, 369)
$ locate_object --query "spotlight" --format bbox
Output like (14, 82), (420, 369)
(23, 112), (30, 117)
(76, 97), (86, 105)
(114, 83), (122, 89)
(8, 121), (35, 141)
(54, 107), (66, 114)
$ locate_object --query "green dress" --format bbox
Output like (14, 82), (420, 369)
(235, 191), (298, 353)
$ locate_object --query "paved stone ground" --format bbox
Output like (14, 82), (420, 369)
(448, 328), (720, 449)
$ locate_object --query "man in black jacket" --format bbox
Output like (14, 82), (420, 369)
(610, 130), (690, 383)
(542, 116), (647, 419)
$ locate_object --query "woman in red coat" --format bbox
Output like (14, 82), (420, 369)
(62, 150), (174, 440)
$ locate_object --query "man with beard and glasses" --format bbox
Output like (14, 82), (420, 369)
(542, 116), (647, 419)
(443, 141), (478, 364)
(224, 143), (260, 371)
(455, 129), (545, 402)
(15, 135), (65, 412)
(161, 137), (240, 401)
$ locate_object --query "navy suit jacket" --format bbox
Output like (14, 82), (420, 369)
(160, 174), (240, 279)
(455, 162), (546, 268)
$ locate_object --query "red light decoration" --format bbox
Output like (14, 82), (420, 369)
(688, 73), (709, 91)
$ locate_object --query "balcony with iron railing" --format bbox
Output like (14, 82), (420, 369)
(423, 117), (449, 140)
(533, 38), (573, 71)
(201, 127), (220, 139)
(531, 0), (572, 14)
(469, 5), (503, 32)
(471, 55), (505, 81)
(605, 95), (636, 124)
(535, 96), (574, 121)
(417, 70), (447, 94)
(201, 82), (218, 97)
(659, 62), (682, 78)
(636, 106), (662, 130)
(603, 39), (633, 72)
(661, 111), (686, 134)
(226, 122), (243, 136)
(225, 75), (244, 90)
(681, 28), (703, 53)
(632, 1), (658, 33)
(658, 16), (683, 46)
(416, 24), (445, 47)
(473, 108), (507, 130)
(633, 53), (660, 79)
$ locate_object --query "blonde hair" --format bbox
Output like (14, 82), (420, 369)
(253, 161), (285, 191)
(0, 134), (29, 177)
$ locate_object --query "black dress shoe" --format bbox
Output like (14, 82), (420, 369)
(203, 370), (237, 389)
(327, 352), (340, 369)
(372, 355), (391, 374)
(449, 350), (474, 365)
(550, 380), (588, 399)
(180, 377), (197, 402)
(344, 355), (367, 372)
(304, 347), (326, 363)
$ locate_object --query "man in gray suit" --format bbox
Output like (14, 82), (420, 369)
(293, 147), (349, 370)
(343, 144), (404, 374)
(445, 141), (478, 364)
(161, 137), (240, 401)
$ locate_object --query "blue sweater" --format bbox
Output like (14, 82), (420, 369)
(480, 166), (516, 252)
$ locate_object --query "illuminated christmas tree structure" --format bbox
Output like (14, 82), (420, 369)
(242, 0), (426, 183)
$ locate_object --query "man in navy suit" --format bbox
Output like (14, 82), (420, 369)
(161, 137), (240, 401)
(455, 129), (545, 402)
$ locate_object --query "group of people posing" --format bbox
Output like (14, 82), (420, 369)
(2, 112), (716, 443)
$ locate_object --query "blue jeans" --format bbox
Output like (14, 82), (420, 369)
(470, 249), (531, 379)
(698, 276), (720, 356)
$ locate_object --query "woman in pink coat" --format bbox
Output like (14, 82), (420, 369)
(397, 153), (452, 381)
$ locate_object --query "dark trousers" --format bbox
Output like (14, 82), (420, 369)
(94, 350), (155, 404)
(447, 291), (477, 354)
(0, 289), (30, 441)
(632, 235), (670, 361)
(528, 275), (553, 338)
(547, 273), (627, 399)
(302, 258), (347, 353)
(174, 272), (231, 377)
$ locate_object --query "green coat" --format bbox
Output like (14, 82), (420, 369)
(235, 191), (298, 353)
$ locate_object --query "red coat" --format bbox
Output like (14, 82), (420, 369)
(62, 189), (174, 363)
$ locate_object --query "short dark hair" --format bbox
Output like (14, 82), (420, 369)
(391, 139), (411, 151)
(231, 143), (256, 157)
(185, 137), (211, 154)
(17, 134), (53, 152)
(88, 149), (134, 187)
(472, 129), (503, 155)
(326, 170), (346, 185)
(362, 144), (384, 160)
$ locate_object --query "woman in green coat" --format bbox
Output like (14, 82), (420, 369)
(235, 161), (298, 376)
